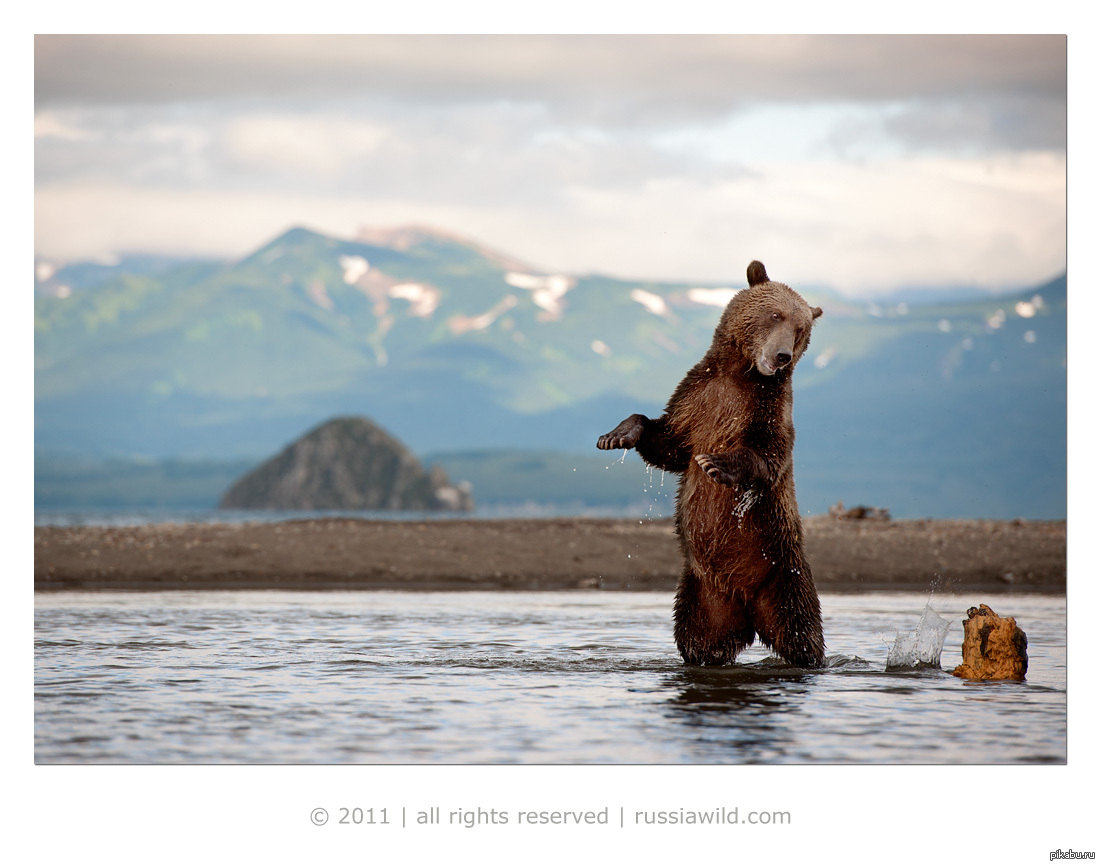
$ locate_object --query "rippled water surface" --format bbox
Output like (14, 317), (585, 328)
(34, 591), (1066, 764)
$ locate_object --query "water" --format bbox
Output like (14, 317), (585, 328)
(34, 502), (668, 527)
(885, 602), (952, 670)
(34, 591), (1066, 764)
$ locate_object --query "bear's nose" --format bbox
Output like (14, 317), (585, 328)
(775, 351), (792, 367)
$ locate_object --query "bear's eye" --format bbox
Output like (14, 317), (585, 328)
(771, 311), (784, 322)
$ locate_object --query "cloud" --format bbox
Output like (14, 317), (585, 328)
(35, 101), (732, 203)
(34, 148), (1065, 295)
(34, 113), (100, 142)
(32, 34), (1067, 293)
(35, 108), (214, 185)
(220, 115), (390, 181)
(880, 95), (1067, 153)
(35, 35), (1065, 125)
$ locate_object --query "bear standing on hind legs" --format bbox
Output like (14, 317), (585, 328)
(597, 260), (826, 667)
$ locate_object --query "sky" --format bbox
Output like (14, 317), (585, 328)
(34, 34), (1067, 296)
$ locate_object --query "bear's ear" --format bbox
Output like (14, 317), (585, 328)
(811, 306), (823, 320)
(746, 260), (769, 286)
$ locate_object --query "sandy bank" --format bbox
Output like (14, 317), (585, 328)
(34, 515), (1066, 594)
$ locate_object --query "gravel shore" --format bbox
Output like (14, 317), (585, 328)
(34, 515), (1066, 594)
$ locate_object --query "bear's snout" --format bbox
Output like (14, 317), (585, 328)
(756, 343), (795, 376)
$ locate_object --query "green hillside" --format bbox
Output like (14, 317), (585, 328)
(34, 226), (1066, 518)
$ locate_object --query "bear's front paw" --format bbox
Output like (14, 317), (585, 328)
(694, 453), (740, 487)
(597, 415), (646, 451)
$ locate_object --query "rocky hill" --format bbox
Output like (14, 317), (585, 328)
(219, 417), (473, 512)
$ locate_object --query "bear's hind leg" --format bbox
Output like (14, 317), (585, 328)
(752, 574), (825, 668)
(673, 571), (755, 666)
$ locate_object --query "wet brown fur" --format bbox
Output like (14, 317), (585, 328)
(597, 261), (825, 667)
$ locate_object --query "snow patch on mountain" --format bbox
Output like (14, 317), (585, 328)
(389, 283), (441, 318)
(448, 295), (519, 335)
(505, 272), (575, 320)
(339, 255), (369, 284)
(685, 287), (739, 308)
(630, 288), (670, 317)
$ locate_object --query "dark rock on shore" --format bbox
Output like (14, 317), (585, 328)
(219, 416), (473, 512)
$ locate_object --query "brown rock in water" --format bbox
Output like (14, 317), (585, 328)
(952, 604), (1028, 680)
(219, 416), (473, 512)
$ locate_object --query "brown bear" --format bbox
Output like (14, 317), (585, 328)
(597, 260), (825, 667)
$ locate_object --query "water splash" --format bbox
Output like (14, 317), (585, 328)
(638, 461), (671, 522)
(732, 488), (758, 521)
(885, 602), (951, 671)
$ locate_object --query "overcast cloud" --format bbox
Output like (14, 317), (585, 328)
(33, 34), (1067, 294)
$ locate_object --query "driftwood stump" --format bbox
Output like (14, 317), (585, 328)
(952, 604), (1028, 680)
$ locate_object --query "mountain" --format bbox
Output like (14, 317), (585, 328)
(34, 253), (224, 298)
(33, 224), (770, 456)
(793, 275), (1066, 519)
(34, 225), (1066, 518)
(219, 416), (473, 512)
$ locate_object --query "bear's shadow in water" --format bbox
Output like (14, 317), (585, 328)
(665, 662), (815, 714)
(659, 664), (817, 759)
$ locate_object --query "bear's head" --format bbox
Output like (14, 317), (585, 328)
(713, 260), (823, 378)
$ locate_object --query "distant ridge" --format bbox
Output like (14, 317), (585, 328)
(34, 223), (1066, 518)
(219, 416), (473, 512)
(354, 223), (533, 272)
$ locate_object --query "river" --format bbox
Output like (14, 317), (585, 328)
(34, 590), (1065, 763)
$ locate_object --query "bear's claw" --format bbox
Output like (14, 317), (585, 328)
(597, 416), (645, 451)
(694, 453), (738, 486)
